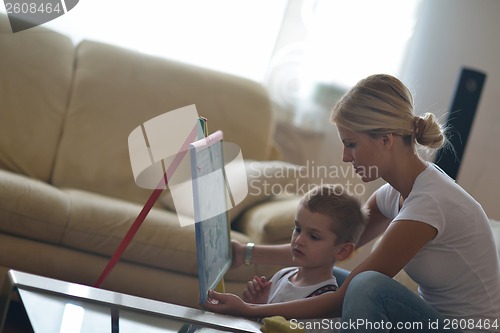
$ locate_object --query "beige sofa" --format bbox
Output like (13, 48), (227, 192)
(0, 14), (304, 308)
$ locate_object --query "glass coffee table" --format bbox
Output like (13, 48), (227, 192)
(0, 270), (261, 333)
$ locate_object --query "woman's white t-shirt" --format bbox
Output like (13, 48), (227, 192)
(376, 163), (500, 325)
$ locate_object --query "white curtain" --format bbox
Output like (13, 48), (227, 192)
(2, 0), (420, 132)
(265, 0), (421, 131)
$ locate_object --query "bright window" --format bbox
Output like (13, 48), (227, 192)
(1, 0), (288, 83)
(300, 0), (421, 89)
(1, 0), (420, 93)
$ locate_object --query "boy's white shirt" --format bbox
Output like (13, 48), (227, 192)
(267, 267), (340, 333)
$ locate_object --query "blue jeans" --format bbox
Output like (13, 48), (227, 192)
(339, 271), (462, 333)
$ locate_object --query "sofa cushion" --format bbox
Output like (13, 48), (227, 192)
(59, 189), (209, 276)
(51, 40), (275, 205)
(231, 160), (308, 221)
(62, 188), (281, 282)
(0, 169), (70, 243)
(234, 196), (302, 245)
(0, 175), (264, 280)
(0, 14), (74, 182)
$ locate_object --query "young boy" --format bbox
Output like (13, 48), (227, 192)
(212, 184), (367, 332)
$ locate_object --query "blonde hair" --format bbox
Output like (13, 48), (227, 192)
(299, 184), (367, 245)
(330, 74), (445, 149)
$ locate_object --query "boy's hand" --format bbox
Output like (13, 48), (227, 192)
(242, 275), (272, 304)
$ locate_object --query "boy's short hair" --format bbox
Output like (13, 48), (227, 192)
(299, 184), (367, 245)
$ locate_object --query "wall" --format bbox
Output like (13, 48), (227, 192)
(400, 0), (500, 220)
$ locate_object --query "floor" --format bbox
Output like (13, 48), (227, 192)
(2, 302), (33, 333)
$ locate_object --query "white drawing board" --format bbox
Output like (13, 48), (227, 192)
(190, 130), (232, 304)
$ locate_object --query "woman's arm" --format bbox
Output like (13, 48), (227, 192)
(231, 241), (293, 268)
(206, 287), (344, 319)
(356, 192), (391, 248)
(357, 219), (437, 277)
(207, 218), (437, 319)
(232, 191), (388, 267)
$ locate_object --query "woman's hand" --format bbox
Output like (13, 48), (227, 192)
(242, 275), (272, 304)
(231, 240), (246, 268)
(203, 290), (253, 317)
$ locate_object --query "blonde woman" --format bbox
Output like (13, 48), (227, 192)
(205, 74), (500, 333)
